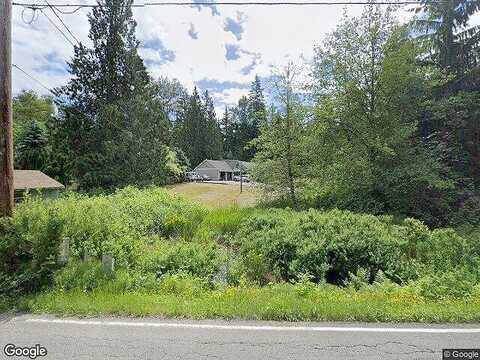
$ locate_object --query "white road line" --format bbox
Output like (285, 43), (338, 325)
(25, 318), (480, 334)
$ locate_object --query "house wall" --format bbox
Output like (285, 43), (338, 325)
(195, 168), (220, 180)
(14, 188), (61, 203)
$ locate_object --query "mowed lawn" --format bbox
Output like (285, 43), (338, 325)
(165, 182), (260, 208)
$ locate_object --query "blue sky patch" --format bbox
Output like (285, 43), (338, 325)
(225, 44), (241, 61)
(191, 0), (220, 16)
(142, 37), (176, 63)
(34, 52), (67, 75)
(196, 78), (250, 93)
(224, 12), (246, 41)
(188, 23), (199, 40)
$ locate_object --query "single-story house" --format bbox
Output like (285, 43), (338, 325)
(14, 170), (65, 201)
(194, 160), (251, 181)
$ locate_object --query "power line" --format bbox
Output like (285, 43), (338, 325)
(12, 64), (95, 122)
(39, 8), (76, 46)
(12, 1), (433, 11)
(44, 0), (81, 44)
(12, 63), (58, 95)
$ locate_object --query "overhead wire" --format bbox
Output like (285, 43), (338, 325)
(12, 1), (436, 11)
(39, 7), (76, 46)
(12, 64), (96, 123)
(44, 0), (81, 44)
(12, 64), (58, 96)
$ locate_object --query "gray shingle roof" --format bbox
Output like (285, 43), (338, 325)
(14, 170), (65, 190)
(195, 159), (251, 172)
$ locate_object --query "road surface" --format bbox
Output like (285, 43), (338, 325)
(1, 314), (479, 359)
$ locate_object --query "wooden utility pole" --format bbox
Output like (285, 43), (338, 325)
(0, 0), (14, 217)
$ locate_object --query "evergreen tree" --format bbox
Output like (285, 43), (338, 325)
(154, 76), (188, 123)
(220, 106), (230, 140)
(244, 75), (265, 160)
(16, 121), (48, 170)
(174, 88), (224, 166)
(232, 96), (251, 160)
(174, 87), (206, 166)
(413, 1), (480, 223)
(222, 77), (265, 161)
(248, 75), (267, 127)
(413, 0), (480, 75)
(203, 91), (223, 160)
(56, 0), (170, 188)
(13, 91), (54, 142)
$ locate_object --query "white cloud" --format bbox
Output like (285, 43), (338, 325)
(12, 2), (480, 111)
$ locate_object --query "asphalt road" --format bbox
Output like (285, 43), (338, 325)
(1, 314), (480, 360)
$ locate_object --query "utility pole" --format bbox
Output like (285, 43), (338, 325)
(0, 0), (14, 217)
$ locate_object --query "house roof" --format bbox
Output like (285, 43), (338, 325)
(14, 170), (65, 191)
(195, 159), (251, 172)
(225, 160), (251, 171)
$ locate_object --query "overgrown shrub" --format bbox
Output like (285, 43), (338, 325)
(234, 208), (475, 286)
(227, 250), (271, 285)
(2, 184), (478, 303)
(8, 187), (206, 269)
(139, 240), (222, 279)
(54, 260), (111, 292)
(0, 211), (64, 296)
(414, 268), (478, 300)
(236, 209), (402, 284)
(156, 273), (209, 297)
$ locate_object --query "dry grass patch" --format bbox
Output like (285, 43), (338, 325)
(165, 182), (260, 208)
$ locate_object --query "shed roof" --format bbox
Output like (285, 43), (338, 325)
(14, 170), (65, 190)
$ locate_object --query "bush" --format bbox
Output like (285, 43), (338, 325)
(418, 228), (469, 273)
(156, 273), (208, 297)
(236, 209), (402, 284)
(234, 208), (475, 286)
(6, 187), (206, 269)
(414, 268), (478, 300)
(0, 212), (64, 296)
(54, 260), (111, 292)
(227, 250), (271, 285)
(53, 263), (208, 298)
(140, 240), (222, 279)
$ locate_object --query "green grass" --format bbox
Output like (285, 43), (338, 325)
(26, 284), (480, 323)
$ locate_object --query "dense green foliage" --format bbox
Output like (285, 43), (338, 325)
(12, 0), (480, 227)
(1, 187), (479, 308)
(413, 0), (480, 75)
(251, 4), (480, 227)
(234, 209), (479, 296)
(222, 76), (266, 161)
(51, 0), (178, 189)
(13, 90), (55, 142)
(252, 64), (306, 207)
(173, 88), (223, 167)
(16, 121), (48, 170)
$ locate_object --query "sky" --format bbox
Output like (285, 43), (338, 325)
(11, 1), (480, 113)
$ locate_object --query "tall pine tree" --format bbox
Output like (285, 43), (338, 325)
(55, 0), (170, 188)
(16, 121), (48, 171)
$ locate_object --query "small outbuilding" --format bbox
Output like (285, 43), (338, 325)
(194, 159), (250, 181)
(14, 170), (65, 201)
